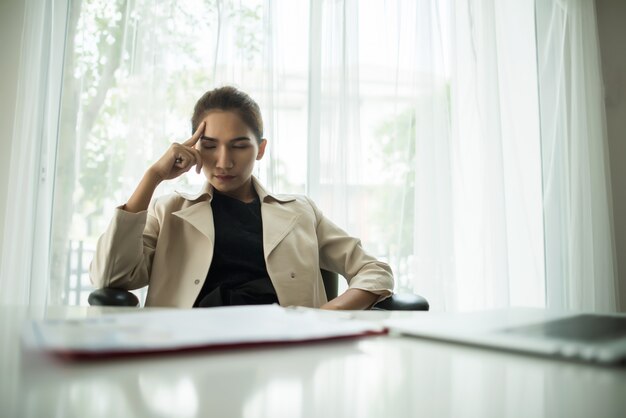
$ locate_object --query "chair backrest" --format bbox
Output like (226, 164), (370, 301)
(320, 269), (339, 301)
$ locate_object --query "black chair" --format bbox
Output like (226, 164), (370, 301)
(88, 269), (429, 311)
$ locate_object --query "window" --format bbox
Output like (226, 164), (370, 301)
(49, 0), (546, 311)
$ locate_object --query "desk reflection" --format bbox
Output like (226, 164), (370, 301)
(19, 339), (373, 418)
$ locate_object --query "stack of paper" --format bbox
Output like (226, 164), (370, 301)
(22, 305), (387, 360)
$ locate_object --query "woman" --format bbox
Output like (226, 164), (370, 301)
(90, 86), (393, 309)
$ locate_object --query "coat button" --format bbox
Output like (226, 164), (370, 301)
(290, 272), (296, 278)
(194, 279), (200, 284)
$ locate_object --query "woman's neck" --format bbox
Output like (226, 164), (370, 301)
(215, 178), (257, 203)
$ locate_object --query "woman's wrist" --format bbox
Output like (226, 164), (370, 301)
(124, 170), (162, 213)
(145, 166), (166, 184)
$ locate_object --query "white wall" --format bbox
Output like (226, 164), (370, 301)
(596, 0), (626, 311)
(0, 0), (26, 262)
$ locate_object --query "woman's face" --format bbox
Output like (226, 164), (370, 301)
(197, 110), (266, 201)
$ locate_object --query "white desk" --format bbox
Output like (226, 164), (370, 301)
(1, 306), (625, 418)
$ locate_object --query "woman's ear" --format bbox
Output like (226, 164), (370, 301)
(256, 139), (268, 160)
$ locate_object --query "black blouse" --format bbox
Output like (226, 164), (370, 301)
(193, 190), (279, 307)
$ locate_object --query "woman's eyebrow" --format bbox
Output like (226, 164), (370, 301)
(200, 136), (251, 142)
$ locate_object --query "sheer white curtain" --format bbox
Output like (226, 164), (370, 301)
(442, 0), (546, 310)
(0, 0), (68, 308)
(536, 0), (618, 311)
(3, 0), (617, 312)
(309, 0), (545, 311)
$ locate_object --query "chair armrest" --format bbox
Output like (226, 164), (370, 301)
(88, 288), (140, 307)
(372, 293), (429, 311)
(87, 288), (429, 310)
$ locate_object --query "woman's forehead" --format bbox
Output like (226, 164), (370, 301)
(202, 110), (253, 135)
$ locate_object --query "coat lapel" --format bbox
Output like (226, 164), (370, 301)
(172, 177), (298, 257)
(172, 201), (214, 241)
(262, 202), (300, 257)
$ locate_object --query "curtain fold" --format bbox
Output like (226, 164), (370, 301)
(310, 0), (361, 230)
(0, 0), (69, 308)
(536, 0), (618, 311)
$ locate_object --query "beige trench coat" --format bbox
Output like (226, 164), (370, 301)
(90, 178), (394, 308)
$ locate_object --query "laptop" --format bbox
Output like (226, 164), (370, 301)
(385, 308), (626, 365)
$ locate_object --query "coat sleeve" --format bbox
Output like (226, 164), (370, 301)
(305, 196), (394, 303)
(89, 201), (160, 290)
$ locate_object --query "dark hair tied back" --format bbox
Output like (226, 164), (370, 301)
(191, 86), (263, 144)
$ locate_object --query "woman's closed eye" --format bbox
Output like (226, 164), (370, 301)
(199, 137), (252, 150)
(200, 143), (250, 150)
(200, 141), (216, 149)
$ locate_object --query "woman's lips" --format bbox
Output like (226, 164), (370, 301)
(215, 175), (235, 181)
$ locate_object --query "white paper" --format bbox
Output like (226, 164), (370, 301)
(22, 305), (386, 355)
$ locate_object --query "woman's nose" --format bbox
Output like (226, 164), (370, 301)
(215, 148), (234, 169)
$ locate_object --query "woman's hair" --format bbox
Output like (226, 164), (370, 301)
(191, 86), (263, 143)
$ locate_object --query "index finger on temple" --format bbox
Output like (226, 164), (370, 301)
(184, 121), (205, 146)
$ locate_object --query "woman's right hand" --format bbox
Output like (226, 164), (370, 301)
(147, 121), (205, 182)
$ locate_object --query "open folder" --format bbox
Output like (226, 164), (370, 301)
(21, 305), (387, 360)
